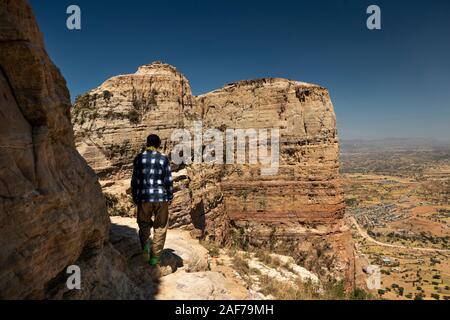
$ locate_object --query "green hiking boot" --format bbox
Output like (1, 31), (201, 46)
(142, 242), (150, 262)
(148, 256), (160, 266)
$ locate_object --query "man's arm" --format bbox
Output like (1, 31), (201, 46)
(131, 155), (140, 202)
(163, 156), (173, 202)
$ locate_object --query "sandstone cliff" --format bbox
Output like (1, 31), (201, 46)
(73, 63), (354, 284)
(198, 79), (354, 282)
(0, 0), (152, 299)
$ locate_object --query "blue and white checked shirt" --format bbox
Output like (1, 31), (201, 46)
(131, 149), (173, 203)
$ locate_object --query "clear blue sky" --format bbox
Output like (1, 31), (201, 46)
(29, 0), (450, 140)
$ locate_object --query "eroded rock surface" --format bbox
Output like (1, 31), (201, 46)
(0, 0), (152, 299)
(157, 271), (238, 300)
(198, 78), (354, 283)
(110, 216), (249, 300)
(111, 216), (210, 273)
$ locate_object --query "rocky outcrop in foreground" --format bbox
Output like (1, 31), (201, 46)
(110, 216), (323, 300)
(0, 0), (152, 299)
(110, 216), (249, 300)
(73, 62), (354, 284)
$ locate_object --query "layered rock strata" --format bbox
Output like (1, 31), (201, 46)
(72, 63), (354, 284)
(198, 79), (353, 282)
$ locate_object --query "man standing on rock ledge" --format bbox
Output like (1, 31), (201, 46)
(131, 134), (173, 266)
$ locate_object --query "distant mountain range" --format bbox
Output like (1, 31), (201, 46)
(341, 138), (450, 153)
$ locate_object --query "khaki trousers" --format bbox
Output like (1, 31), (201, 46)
(137, 202), (169, 259)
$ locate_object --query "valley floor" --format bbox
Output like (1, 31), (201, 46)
(342, 146), (450, 300)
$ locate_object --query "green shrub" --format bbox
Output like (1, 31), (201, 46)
(127, 109), (140, 124)
(348, 288), (374, 300)
(200, 240), (220, 258)
(128, 89), (158, 124)
(345, 197), (358, 207)
(74, 93), (91, 110)
(104, 192), (118, 208)
(103, 90), (112, 101)
(431, 293), (440, 300)
(414, 293), (425, 300)
(103, 192), (132, 216)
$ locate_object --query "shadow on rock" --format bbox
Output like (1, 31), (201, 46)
(160, 248), (184, 273)
(109, 221), (163, 299)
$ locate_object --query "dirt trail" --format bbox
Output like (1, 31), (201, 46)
(349, 217), (450, 254)
(110, 216), (249, 299)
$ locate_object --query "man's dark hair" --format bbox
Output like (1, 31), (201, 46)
(146, 134), (161, 148)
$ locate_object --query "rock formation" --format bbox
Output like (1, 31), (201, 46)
(72, 63), (354, 284)
(111, 216), (250, 300)
(198, 79), (354, 283)
(0, 0), (353, 299)
(0, 0), (152, 299)
(72, 61), (229, 243)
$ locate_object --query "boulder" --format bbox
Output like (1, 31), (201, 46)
(157, 271), (236, 300)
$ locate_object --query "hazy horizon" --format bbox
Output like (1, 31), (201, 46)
(29, 0), (450, 140)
